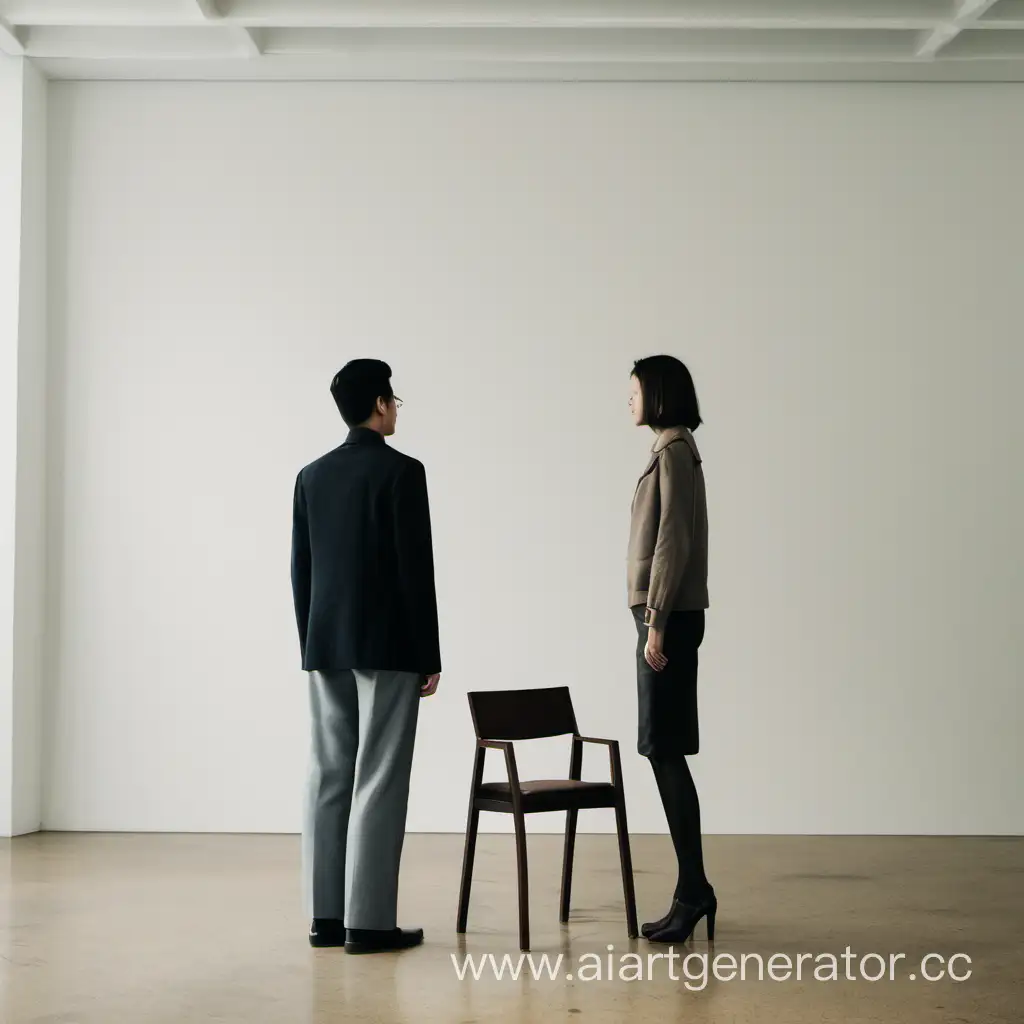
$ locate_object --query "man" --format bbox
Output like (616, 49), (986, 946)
(291, 358), (441, 954)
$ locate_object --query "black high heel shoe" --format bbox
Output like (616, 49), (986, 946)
(646, 891), (717, 944)
(640, 903), (676, 939)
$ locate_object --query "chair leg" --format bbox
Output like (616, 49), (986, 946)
(513, 809), (530, 951)
(456, 806), (480, 933)
(614, 797), (638, 939)
(560, 808), (578, 923)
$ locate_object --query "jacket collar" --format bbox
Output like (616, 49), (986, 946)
(651, 426), (700, 460)
(344, 426), (386, 447)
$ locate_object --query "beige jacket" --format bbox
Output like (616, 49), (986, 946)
(627, 426), (709, 629)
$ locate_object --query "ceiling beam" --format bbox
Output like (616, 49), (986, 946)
(980, 0), (1024, 27)
(916, 0), (1002, 58)
(193, 0), (262, 58)
(255, 28), (916, 63)
(27, 53), (1024, 83)
(21, 27), (251, 60)
(193, 0), (223, 19)
(1, 0), (1022, 76)
(237, 27), (263, 55)
(0, 0), (1000, 35)
(2, 1), (209, 27)
(0, 15), (25, 54)
(216, 0), (944, 31)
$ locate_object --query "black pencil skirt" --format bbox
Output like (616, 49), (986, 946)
(633, 607), (706, 759)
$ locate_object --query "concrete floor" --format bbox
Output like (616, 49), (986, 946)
(0, 832), (1021, 1023)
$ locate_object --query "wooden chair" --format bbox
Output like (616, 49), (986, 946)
(456, 686), (638, 951)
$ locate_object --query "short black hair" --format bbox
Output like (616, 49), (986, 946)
(632, 355), (702, 430)
(330, 359), (394, 427)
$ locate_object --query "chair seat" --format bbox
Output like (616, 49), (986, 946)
(477, 779), (617, 813)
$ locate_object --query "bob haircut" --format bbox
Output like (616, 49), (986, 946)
(632, 355), (702, 431)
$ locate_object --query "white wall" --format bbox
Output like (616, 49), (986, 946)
(46, 82), (1024, 835)
(0, 55), (47, 838)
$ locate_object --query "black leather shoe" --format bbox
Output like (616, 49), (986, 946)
(344, 927), (424, 954)
(641, 903), (676, 939)
(647, 893), (717, 945)
(308, 919), (347, 948)
(643, 885), (716, 940)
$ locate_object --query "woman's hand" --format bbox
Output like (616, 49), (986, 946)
(645, 627), (668, 672)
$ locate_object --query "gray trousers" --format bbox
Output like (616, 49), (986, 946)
(302, 669), (421, 929)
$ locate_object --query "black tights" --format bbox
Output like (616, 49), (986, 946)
(651, 754), (711, 903)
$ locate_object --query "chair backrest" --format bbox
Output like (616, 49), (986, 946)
(467, 686), (579, 741)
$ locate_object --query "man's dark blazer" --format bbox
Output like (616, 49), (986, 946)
(290, 427), (441, 675)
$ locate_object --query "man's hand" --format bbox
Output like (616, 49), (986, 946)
(421, 673), (441, 697)
(644, 627), (668, 672)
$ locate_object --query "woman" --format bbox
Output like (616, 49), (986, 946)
(627, 355), (716, 944)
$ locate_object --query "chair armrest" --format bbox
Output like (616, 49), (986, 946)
(476, 739), (522, 798)
(572, 735), (624, 787)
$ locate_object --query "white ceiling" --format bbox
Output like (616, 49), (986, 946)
(2, 0), (1024, 81)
